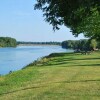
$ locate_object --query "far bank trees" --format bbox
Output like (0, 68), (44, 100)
(0, 37), (17, 47)
(62, 39), (99, 51)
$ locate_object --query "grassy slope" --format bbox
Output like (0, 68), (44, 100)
(0, 52), (100, 100)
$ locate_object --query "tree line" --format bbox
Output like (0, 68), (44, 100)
(0, 37), (17, 47)
(62, 39), (100, 51)
(17, 41), (61, 45)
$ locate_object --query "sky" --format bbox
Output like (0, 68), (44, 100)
(0, 0), (86, 42)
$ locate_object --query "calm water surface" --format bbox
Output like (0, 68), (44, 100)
(0, 45), (73, 75)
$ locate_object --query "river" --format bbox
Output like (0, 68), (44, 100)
(0, 45), (73, 75)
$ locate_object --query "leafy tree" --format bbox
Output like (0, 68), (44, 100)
(34, 0), (100, 40)
(97, 41), (100, 48)
(62, 39), (90, 50)
(90, 39), (97, 50)
(0, 37), (17, 47)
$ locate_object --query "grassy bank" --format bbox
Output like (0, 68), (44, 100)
(0, 52), (100, 100)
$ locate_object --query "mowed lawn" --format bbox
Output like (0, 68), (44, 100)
(0, 52), (100, 100)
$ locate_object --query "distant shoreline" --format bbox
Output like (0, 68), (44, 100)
(17, 41), (61, 46)
(0, 44), (61, 49)
(17, 44), (61, 46)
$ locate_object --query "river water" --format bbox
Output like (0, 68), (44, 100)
(0, 45), (73, 75)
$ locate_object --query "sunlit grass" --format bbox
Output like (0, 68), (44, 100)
(0, 51), (100, 100)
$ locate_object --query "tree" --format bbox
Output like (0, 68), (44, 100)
(0, 37), (17, 47)
(75, 7), (100, 40)
(34, 0), (100, 40)
(90, 39), (97, 50)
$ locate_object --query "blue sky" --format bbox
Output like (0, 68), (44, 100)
(0, 0), (86, 42)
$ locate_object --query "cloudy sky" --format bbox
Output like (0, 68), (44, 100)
(0, 0), (86, 42)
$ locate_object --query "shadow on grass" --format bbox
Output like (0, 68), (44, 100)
(43, 63), (100, 67)
(56, 79), (100, 84)
(0, 79), (100, 96)
(75, 64), (100, 67)
(0, 85), (46, 96)
(52, 57), (100, 63)
(42, 57), (100, 67)
(27, 52), (100, 68)
(46, 52), (75, 58)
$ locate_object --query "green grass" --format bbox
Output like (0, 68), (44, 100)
(0, 51), (100, 100)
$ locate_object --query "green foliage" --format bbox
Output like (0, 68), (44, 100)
(75, 8), (100, 40)
(62, 39), (90, 50)
(62, 39), (100, 50)
(0, 37), (17, 47)
(34, 0), (100, 39)
(97, 41), (100, 48)
(90, 39), (97, 50)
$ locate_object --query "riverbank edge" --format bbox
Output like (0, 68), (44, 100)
(3, 50), (99, 76)
(0, 52), (68, 77)
(24, 52), (72, 69)
(1, 50), (100, 76)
